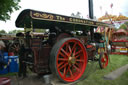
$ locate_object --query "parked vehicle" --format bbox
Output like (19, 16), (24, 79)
(13, 9), (114, 83)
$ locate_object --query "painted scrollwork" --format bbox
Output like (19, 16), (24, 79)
(33, 13), (54, 20)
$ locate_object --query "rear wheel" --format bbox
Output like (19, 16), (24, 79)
(99, 52), (108, 69)
(50, 38), (88, 83)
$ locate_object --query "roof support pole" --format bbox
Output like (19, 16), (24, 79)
(31, 19), (35, 32)
(24, 24), (26, 33)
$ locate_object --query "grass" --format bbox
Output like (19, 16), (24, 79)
(77, 54), (128, 85)
(0, 55), (128, 85)
(0, 72), (17, 77)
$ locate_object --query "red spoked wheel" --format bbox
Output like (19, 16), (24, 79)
(50, 38), (88, 83)
(99, 52), (108, 69)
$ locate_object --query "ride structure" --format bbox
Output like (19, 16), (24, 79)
(110, 29), (128, 55)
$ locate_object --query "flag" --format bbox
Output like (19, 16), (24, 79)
(96, 26), (104, 33)
(105, 12), (108, 17)
(100, 6), (102, 10)
(87, 15), (89, 19)
(110, 3), (113, 8)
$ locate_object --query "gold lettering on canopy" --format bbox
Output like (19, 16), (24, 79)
(31, 11), (109, 27)
(33, 13), (54, 20)
(56, 16), (65, 21)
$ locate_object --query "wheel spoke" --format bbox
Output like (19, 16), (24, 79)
(63, 65), (70, 78)
(101, 58), (105, 62)
(58, 62), (68, 70)
(67, 43), (72, 54)
(66, 43), (68, 52)
(61, 48), (70, 57)
(57, 62), (65, 68)
(73, 48), (76, 57)
(102, 62), (105, 68)
(72, 42), (77, 52)
(63, 67), (67, 78)
(76, 59), (84, 62)
(73, 65), (80, 73)
(75, 50), (82, 56)
(59, 52), (67, 58)
(69, 66), (74, 79)
(75, 62), (79, 67)
(75, 55), (80, 59)
(65, 65), (70, 75)
(58, 58), (68, 61)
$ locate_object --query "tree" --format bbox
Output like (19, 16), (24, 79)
(71, 13), (75, 16)
(0, 30), (7, 34)
(118, 22), (128, 32)
(76, 12), (81, 18)
(71, 11), (82, 18)
(124, 22), (128, 31)
(8, 29), (24, 34)
(119, 24), (127, 30)
(0, 0), (21, 21)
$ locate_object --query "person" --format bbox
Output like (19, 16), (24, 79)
(0, 40), (7, 70)
(15, 32), (27, 78)
(18, 45), (27, 78)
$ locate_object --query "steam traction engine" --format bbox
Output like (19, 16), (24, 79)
(14, 9), (114, 83)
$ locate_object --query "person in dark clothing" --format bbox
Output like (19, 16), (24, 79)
(0, 51), (7, 70)
(15, 32), (27, 78)
(0, 40), (7, 70)
(18, 45), (27, 78)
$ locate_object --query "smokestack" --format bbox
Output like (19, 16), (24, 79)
(88, 0), (94, 19)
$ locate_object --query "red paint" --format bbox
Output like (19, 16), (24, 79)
(0, 77), (10, 85)
(56, 39), (87, 82)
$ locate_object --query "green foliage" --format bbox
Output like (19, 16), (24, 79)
(34, 29), (46, 33)
(119, 24), (127, 30)
(77, 55), (128, 85)
(25, 28), (46, 33)
(0, 30), (7, 34)
(0, 0), (21, 21)
(124, 21), (128, 26)
(0, 72), (17, 77)
(124, 22), (128, 31)
(119, 21), (128, 31)
(8, 29), (24, 34)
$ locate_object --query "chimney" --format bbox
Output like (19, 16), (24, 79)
(88, 0), (94, 19)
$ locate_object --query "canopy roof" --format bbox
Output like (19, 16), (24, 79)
(15, 9), (114, 30)
(113, 29), (127, 36)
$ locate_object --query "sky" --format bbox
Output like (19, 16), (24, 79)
(0, 0), (128, 32)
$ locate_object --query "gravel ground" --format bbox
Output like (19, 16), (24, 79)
(10, 73), (76, 85)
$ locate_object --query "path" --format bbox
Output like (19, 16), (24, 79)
(104, 64), (128, 80)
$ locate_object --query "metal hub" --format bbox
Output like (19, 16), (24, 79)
(68, 56), (76, 64)
(102, 56), (107, 62)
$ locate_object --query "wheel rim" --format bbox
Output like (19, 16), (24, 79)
(56, 39), (87, 82)
(100, 53), (108, 68)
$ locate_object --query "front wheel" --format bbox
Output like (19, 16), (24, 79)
(99, 52), (109, 69)
(50, 38), (88, 83)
